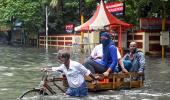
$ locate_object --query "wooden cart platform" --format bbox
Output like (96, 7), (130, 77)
(85, 72), (144, 91)
(60, 72), (144, 91)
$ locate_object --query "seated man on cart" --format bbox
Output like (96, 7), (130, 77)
(83, 32), (118, 77)
(122, 42), (145, 74)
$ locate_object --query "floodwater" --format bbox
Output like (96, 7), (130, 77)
(0, 45), (170, 100)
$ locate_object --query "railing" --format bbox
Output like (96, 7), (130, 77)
(39, 35), (74, 49)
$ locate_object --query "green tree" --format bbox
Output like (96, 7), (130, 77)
(0, 0), (43, 33)
(1, 0), (169, 35)
(48, 0), (97, 33)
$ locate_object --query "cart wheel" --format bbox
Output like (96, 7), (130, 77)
(18, 89), (48, 99)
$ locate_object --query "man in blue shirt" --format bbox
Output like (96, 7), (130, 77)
(83, 32), (118, 77)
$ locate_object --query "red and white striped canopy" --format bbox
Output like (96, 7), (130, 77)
(75, 0), (132, 31)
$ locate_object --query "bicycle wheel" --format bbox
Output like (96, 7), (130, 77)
(19, 88), (48, 99)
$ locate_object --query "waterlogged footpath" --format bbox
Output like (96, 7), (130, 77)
(0, 45), (170, 100)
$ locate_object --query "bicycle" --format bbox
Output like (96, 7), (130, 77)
(18, 71), (66, 100)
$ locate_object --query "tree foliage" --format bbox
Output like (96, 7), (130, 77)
(1, 0), (170, 35)
(0, 0), (43, 33)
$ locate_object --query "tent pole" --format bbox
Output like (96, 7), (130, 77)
(118, 25), (123, 56)
(88, 30), (91, 54)
(80, 15), (84, 53)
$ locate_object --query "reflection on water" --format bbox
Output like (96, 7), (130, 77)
(0, 45), (170, 100)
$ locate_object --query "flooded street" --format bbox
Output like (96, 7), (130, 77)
(0, 45), (170, 100)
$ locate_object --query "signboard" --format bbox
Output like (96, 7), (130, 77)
(65, 24), (74, 33)
(106, 2), (124, 16)
(140, 18), (170, 30)
(160, 31), (169, 46)
(97, 2), (124, 16)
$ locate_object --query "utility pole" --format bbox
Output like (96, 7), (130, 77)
(161, 0), (167, 63)
(45, 5), (48, 50)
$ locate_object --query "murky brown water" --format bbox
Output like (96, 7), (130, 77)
(0, 45), (170, 100)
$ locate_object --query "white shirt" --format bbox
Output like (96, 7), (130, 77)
(52, 60), (91, 88)
(117, 48), (121, 59)
(91, 44), (103, 59)
(91, 44), (121, 60)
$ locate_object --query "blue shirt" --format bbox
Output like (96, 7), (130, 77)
(95, 44), (118, 72)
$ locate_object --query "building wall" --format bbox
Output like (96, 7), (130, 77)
(39, 34), (74, 49)
(39, 33), (99, 53)
(127, 32), (144, 51)
(39, 32), (132, 55)
(127, 31), (170, 56)
(39, 31), (170, 56)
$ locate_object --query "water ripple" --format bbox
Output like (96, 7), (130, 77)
(0, 46), (170, 100)
(2, 72), (13, 76)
